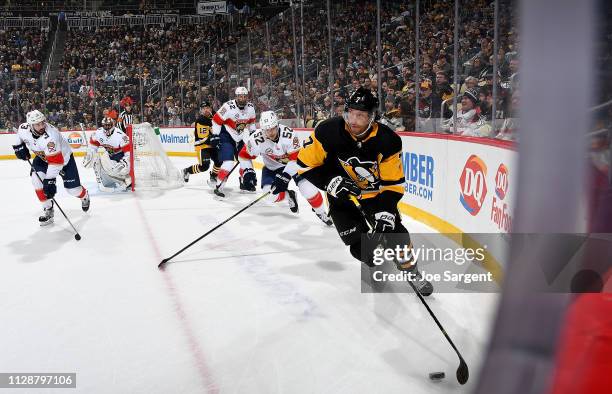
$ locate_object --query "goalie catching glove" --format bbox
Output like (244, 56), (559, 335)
(326, 176), (360, 199)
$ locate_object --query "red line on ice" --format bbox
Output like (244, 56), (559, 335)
(134, 197), (219, 394)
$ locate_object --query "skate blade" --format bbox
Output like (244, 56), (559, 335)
(39, 219), (54, 227)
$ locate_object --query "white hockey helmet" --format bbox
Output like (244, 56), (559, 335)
(26, 110), (46, 135)
(260, 111), (279, 130)
(235, 86), (249, 109)
(27, 110), (46, 126)
(260, 111), (279, 140)
(235, 86), (249, 96)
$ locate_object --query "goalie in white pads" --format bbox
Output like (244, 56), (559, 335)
(239, 111), (333, 225)
(82, 117), (132, 192)
(12, 110), (90, 226)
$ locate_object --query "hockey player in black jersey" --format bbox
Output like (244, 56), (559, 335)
(182, 101), (222, 186)
(294, 87), (433, 295)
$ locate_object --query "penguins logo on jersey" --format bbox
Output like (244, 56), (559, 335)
(338, 157), (380, 190)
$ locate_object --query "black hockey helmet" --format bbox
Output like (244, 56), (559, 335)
(200, 100), (213, 109)
(345, 87), (379, 114)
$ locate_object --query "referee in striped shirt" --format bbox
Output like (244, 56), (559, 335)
(118, 97), (134, 133)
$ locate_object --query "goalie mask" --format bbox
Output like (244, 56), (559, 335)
(343, 87), (379, 138)
(101, 117), (115, 136)
(260, 111), (279, 140)
(235, 86), (249, 109)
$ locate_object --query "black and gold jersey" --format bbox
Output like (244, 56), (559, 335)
(297, 116), (405, 212)
(194, 115), (213, 150)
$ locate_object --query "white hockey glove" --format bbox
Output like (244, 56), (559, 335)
(83, 150), (95, 168)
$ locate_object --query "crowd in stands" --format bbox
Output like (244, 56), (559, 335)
(0, 28), (48, 130)
(5, 0), (609, 143)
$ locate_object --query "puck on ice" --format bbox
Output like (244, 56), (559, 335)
(429, 372), (445, 381)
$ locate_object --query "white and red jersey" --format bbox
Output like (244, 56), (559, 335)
(88, 127), (131, 160)
(14, 122), (72, 178)
(212, 99), (257, 142)
(239, 125), (302, 174)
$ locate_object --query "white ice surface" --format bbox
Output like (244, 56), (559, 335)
(0, 157), (499, 394)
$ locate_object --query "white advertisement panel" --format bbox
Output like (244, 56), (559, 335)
(399, 133), (516, 235)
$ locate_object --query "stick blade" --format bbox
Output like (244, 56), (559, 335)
(456, 358), (469, 385)
(158, 259), (169, 270)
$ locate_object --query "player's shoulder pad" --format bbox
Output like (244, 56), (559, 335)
(279, 124), (294, 135)
(375, 121), (402, 154)
(313, 116), (343, 145)
(18, 122), (29, 131)
(46, 123), (61, 136)
(249, 128), (265, 144)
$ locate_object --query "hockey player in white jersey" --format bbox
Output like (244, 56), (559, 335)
(211, 86), (257, 197)
(12, 110), (90, 225)
(82, 117), (132, 192)
(239, 111), (333, 225)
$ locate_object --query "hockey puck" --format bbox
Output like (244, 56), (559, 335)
(75, 234), (82, 241)
(429, 372), (445, 381)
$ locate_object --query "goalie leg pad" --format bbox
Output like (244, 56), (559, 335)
(100, 152), (130, 178)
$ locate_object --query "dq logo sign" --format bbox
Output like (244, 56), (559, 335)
(66, 132), (84, 149)
(495, 164), (509, 200)
(459, 154), (488, 216)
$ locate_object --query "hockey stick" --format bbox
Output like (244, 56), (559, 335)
(349, 196), (469, 385)
(214, 161), (240, 193)
(27, 158), (82, 241)
(159, 191), (271, 269)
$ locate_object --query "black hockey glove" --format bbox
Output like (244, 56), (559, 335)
(13, 142), (30, 161)
(326, 176), (360, 199)
(241, 168), (257, 191)
(43, 178), (57, 199)
(373, 211), (396, 233)
(367, 211), (396, 245)
(271, 172), (292, 195)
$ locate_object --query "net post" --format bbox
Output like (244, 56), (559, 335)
(128, 124), (135, 191)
